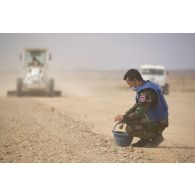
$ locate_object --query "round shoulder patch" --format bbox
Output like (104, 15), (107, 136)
(139, 94), (146, 103)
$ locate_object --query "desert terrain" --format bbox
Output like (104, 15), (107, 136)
(0, 69), (195, 162)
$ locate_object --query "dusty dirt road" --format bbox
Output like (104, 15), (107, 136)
(0, 96), (194, 163)
(1, 70), (195, 162)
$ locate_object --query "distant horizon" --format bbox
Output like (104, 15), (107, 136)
(0, 66), (195, 73)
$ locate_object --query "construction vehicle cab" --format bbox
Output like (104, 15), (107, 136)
(17, 48), (54, 96)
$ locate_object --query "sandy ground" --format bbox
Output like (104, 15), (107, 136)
(0, 70), (195, 162)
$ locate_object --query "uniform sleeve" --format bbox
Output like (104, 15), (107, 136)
(137, 89), (157, 109)
(125, 103), (138, 115)
(122, 89), (157, 123)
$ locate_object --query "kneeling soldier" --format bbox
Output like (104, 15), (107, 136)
(114, 69), (169, 147)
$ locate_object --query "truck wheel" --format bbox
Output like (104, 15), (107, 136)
(16, 78), (23, 97)
(48, 78), (54, 97)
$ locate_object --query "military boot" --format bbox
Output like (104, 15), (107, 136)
(145, 134), (164, 148)
(131, 138), (151, 147)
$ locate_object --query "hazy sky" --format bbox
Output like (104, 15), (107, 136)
(0, 33), (195, 71)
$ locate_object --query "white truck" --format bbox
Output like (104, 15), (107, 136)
(140, 64), (169, 95)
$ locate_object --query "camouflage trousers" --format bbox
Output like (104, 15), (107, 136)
(125, 118), (168, 139)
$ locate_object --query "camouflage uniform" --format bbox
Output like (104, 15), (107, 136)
(122, 89), (168, 139)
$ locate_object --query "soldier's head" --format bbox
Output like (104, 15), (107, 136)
(124, 69), (144, 88)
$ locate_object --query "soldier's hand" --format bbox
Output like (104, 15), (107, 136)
(114, 114), (124, 122)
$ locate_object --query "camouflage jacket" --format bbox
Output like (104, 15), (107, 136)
(122, 89), (158, 124)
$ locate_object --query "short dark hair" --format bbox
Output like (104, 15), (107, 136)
(123, 69), (143, 81)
